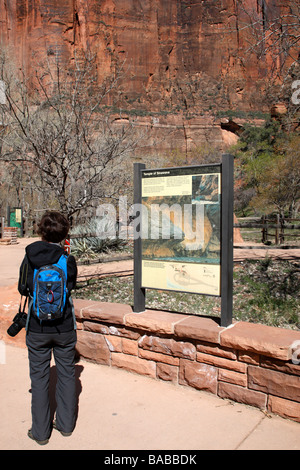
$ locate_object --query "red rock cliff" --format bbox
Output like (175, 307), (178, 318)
(0, 0), (295, 153)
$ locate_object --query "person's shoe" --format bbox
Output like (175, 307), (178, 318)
(53, 420), (73, 437)
(27, 429), (49, 445)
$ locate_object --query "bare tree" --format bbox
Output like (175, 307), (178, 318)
(235, 0), (300, 125)
(236, 0), (299, 74)
(251, 134), (300, 217)
(0, 49), (139, 219)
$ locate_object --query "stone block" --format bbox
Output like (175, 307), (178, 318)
(197, 342), (237, 360)
(138, 335), (196, 360)
(220, 321), (300, 361)
(76, 330), (110, 365)
(104, 335), (122, 353)
(218, 382), (267, 409)
(260, 356), (300, 377)
(157, 363), (178, 382)
(179, 359), (218, 394)
(268, 395), (300, 423)
(174, 316), (223, 343)
(218, 369), (248, 387)
(83, 321), (140, 340)
(124, 310), (187, 335)
(122, 338), (138, 356)
(111, 352), (156, 378)
(139, 348), (180, 366)
(197, 352), (247, 373)
(83, 321), (109, 334)
(73, 299), (99, 319)
(248, 365), (300, 402)
(238, 351), (260, 365)
(80, 301), (132, 325)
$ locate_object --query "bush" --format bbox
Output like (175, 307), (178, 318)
(70, 217), (127, 260)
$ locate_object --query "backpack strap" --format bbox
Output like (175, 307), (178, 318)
(55, 253), (69, 308)
(19, 256), (30, 296)
(25, 297), (33, 332)
(59, 254), (77, 330)
(68, 296), (77, 330)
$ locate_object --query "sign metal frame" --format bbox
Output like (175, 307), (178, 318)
(133, 154), (233, 327)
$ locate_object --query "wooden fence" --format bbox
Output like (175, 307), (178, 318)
(234, 215), (300, 245)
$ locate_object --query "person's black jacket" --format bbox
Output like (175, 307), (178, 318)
(18, 241), (77, 333)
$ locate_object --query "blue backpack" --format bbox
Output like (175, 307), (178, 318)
(32, 254), (68, 321)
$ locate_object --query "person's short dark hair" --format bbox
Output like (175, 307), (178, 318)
(37, 211), (70, 243)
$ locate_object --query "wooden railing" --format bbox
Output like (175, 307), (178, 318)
(234, 215), (300, 246)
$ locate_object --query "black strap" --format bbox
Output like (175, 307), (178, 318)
(19, 257), (29, 295)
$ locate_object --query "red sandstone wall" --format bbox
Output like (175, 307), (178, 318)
(73, 299), (300, 423)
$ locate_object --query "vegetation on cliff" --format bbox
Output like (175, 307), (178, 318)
(232, 120), (300, 218)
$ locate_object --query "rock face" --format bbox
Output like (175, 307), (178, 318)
(0, 0), (292, 152)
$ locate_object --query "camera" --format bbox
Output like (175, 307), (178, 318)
(7, 309), (27, 337)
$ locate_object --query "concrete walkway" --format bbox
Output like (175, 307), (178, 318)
(1, 343), (300, 450)
(0, 238), (300, 450)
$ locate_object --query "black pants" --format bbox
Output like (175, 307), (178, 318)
(26, 330), (77, 441)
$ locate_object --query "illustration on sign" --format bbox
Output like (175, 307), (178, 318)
(141, 165), (221, 296)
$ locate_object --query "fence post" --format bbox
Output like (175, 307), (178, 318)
(275, 214), (279, 245)
(261, 215), (267, 244)
(280, 214), (285, 244)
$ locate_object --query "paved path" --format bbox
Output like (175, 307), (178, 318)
(233, 242), (300, 263)
(1, 343), (300, 450)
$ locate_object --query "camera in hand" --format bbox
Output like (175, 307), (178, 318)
(7, 309), (27, 337)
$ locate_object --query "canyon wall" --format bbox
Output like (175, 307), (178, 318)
(0, 0), (291, 154)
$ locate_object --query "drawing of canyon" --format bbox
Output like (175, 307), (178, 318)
(142, 192), (220, 265)
(166, 263), (220, 295)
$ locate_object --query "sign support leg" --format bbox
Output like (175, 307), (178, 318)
(221, 153), (234, 327)
(133, 162), (146, 312)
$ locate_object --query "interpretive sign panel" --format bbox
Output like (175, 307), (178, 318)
(133, 155), (234, 327)
(141, 165), (221, 296)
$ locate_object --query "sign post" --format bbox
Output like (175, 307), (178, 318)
(133, 162), (146, 312)
(220, 154), (234, 327)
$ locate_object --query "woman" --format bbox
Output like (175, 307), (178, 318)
(18, 211), (77, 445)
